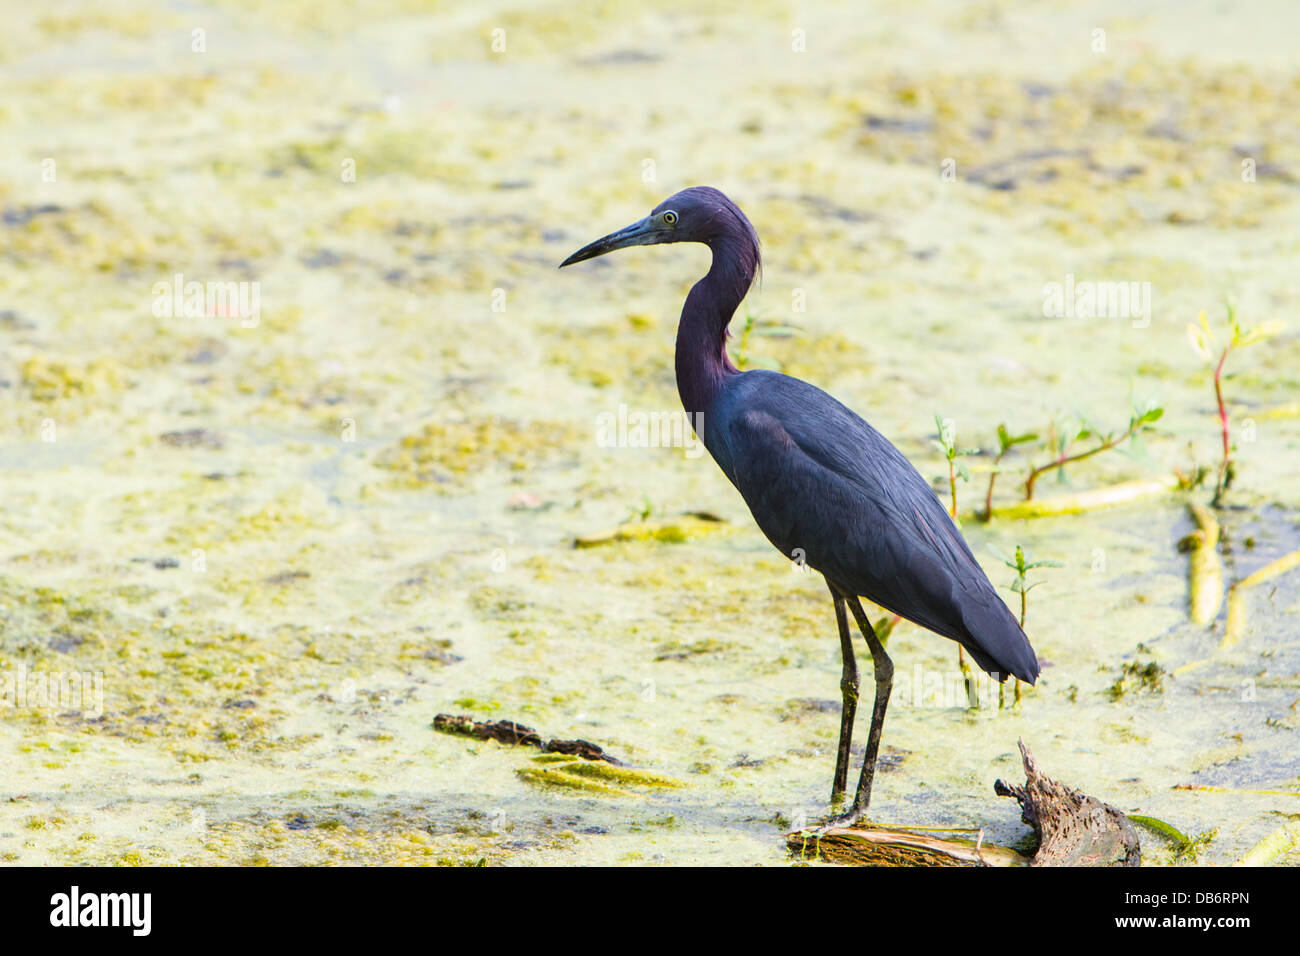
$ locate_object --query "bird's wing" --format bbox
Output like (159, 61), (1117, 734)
(714, 371), (1039, 683)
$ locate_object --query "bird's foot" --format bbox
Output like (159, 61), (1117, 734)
(805, 807), (868, 835)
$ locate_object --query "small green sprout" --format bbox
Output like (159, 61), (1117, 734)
(981, 424), (1038, 520)
(990, 544), (1061, 707)
(931, 414), (980, 519)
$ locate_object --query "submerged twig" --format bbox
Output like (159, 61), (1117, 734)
(1173, 783), (1300, 798)
(980, 476), (1178, 520)
(433, 713), (623, 764)
(1183, 503), (1224, 626)
(1234, 822), (1300, 866)
(1221, 547), (1300, 650)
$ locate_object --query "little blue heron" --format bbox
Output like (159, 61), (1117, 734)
(560, 187), (1040, 824)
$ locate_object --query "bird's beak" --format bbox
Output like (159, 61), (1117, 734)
(559, 215), (666, 268)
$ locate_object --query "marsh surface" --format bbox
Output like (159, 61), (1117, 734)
(1, 0), (1298, 865)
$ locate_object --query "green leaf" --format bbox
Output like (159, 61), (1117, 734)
(1128, 814), (1190, 846)
(985, 542), (1014, 566)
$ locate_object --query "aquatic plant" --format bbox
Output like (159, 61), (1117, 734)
(931, 414), (979, 518)
(1022, 402), (1163, 501)
(1107, 660), (1166, 700)
(1128, 815), (1216, 862)
(981, 424), (1038, 521)
(997, 544), (1062, 630)
(991, 544), (1061, 706)
(931, 411), (982, 703)
(1187, 304), (1284, 506)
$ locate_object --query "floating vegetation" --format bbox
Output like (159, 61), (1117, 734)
(850, 62), (1300, 231)
(1127, 814), (1216, 862)
(574, 513), (727, 548)
(20, 355), (125, 404)
(654, 637), (729, 661)
(434, 713), (684, 794)
(376, 418), (582, 488)
(517, 754), (683, 796)
(1108, 661), (1166, 700)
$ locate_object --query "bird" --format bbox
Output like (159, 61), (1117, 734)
(559, 186), (1040, 825)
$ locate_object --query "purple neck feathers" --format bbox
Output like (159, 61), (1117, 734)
(674, 231), (759, 418)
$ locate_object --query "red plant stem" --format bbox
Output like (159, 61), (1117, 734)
(981, 450), (1007, 522)
(1213, 347), (1231, 501)
(1023, 428), (1133, 500)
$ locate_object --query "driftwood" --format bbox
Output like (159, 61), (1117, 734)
(994, 740), (1140, 866)
(433, 713), (623, 765)
(789, 740), (1140, 866)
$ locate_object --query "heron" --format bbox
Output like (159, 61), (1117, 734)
(560, 186), (1040, 825)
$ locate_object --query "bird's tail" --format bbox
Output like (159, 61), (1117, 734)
(959, 597), (1041, 684)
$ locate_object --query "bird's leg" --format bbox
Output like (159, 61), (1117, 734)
(828, 583), (858, 809)
(841, 594), (895, 824)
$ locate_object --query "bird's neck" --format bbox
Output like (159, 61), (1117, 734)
(674, 236), (753, 419)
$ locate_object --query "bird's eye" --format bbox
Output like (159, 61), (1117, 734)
(662, 210), (678, 225)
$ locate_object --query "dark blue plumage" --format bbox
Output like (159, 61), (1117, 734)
(708, 371), (1040, 683)
(561, 186), (1040, 822)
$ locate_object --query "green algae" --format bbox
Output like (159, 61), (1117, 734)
(376, 418), (584, 489)
(1107, 661), (1168, 701)
(517, 754), (684, 796)
(574, 516), (729, 548)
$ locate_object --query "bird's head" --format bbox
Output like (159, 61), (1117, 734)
(559, 187), (760, 273)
